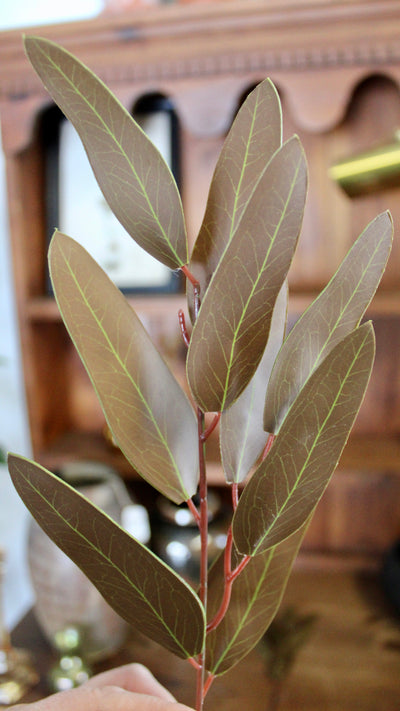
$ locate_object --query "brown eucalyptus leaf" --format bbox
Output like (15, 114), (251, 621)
(49, 232), (198, 504)
(233, 322), (375, 555)
(264, 211), (393, 433)
(187, 136), (307, 413)
(189, 79), (282, 304)
(220, 281), (288, 483)
(24, 36), (187, 270)
(206, 521), (307, 675)
(8, 455), (205, 659)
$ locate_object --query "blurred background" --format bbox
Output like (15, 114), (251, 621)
(1, 2), (400, 707)
(0, 0), (103, 630)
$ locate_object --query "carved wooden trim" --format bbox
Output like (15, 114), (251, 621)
(2, 1), (400, 144)
(2, 1), (400, 97)
(76, 42), (400, 89)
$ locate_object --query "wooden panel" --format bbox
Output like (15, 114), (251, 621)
(303, 469), (400, 555)
(283, 74), (400, 292)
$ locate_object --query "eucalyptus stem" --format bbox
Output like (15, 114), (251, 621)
(196, 405), (208, 711)
(181, 264), (209, 711)
(201, 413), (221, 442)
(197, 408), (208, 611)
(206, 527), (251, 633)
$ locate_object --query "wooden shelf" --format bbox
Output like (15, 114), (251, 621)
(26, 293), (187, 321)
(37, 428), (400, 481)
(37, 429), (227, 487)
(26, 286), (400, 324)
(340, 433), (400, 471)
(3, 1), (400, 569)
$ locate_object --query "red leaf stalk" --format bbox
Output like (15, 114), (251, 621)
(206, 526), (250, 634)
(181, 264), (201, 319)
(231, 482), (239, 510)
(262, 433), (275, 460)
(187, 497), (201, 526)
(200, 412), (221, 442)
(178, 309), (190, 347)
(203, 673), (215, 699)
(188, 656), (202, 671)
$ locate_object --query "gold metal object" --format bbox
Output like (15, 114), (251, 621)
(329, 130), (400, 197)
(0, 550), (38, 705)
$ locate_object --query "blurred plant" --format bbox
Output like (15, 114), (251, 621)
(258, 606), (317, 710)
(8, 37), (393, 710)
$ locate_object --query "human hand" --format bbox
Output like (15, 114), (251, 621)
(12, 663), (194, 711)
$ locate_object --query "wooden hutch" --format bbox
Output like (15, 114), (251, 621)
(1, 0), (400, 569)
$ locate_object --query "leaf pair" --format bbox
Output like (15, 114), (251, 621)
(186, 135), (307, 413)
(264, 211), (394, 434)
(10, 226), (203, 657)
(183, 78), (304, 416)
(25, 36), (200, 505)
(221, 210), (393, 486)
(188, 78), (283, 302)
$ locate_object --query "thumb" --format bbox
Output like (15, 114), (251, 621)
(14, 686), (195, 711)
(89, 686), (195, 711)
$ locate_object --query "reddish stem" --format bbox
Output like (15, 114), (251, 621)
(206, 527), (233, 633)
(181, 264), (201, 319)
(224, 526), (234, 579)
(231, 483), (239, 511)
(206, 579), (232, 634)
(187, 497), (201, 526)
(202, 673), (215, 699)
(200, 412), (221, 442)
(206, 526), (251, 633)
(228, 554), (251, 582)
(262, 433), (275, 460)
(182, 262), (206, 711)
(181, 263), (198, 288)
(197, 409), (208, 609)
(178, 309), (190, 347)
(195, 661), (204, 711)
(188, 656), (202, 671)
(195, 406), (208, 711)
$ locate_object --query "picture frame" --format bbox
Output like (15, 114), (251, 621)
(43, 96), (182, 294)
